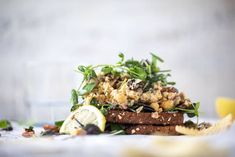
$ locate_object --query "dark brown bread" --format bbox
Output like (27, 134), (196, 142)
(106, 110), (184, 125)
(125, 125), (179, 135)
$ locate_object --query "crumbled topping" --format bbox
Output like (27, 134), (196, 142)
(83, 74), (192, 112)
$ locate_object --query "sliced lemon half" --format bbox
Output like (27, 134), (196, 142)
(216, 97), (235, 119)
(60, 105), (106, 134)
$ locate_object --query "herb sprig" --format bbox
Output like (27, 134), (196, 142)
(174, 102), (200, 124)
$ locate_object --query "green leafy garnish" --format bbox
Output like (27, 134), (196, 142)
(77, 65), (97, 81)
(175, 102), (200, 123)
(70, 89), (78, 106)
(72, 53), (175, 113)
(0, 120), (8, 129)
(128, 66), (147, 80)
(70, 89), (81, 111)
(109, 123), (125, 135)
(79, 82), (96, 95)
(90, 98), (98, 105)
(90, 103), (115, 115)
(25, 126), (34, 132)
(76, 53), (173, 93)
(117, 53), (125, 64)
(54, 120), (64, 127)
(0, 120), (13, 131)
(101, 66), (113, 75)
(151, 52), (164, 63)
(100, 106), (108, 115)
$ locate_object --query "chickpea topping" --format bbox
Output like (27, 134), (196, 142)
(83, 74), (192, 112)
(150, 102), (160, 112)
(161, 100), (174, 110)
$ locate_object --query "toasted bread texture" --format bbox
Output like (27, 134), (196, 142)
(106, 110), (184, 125)
(125, 125), (179, 135)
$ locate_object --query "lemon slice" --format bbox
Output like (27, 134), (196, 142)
(216, 97), (235, 119)
(60, 105), (106, 134)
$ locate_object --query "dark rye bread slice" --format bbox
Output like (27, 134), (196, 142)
(106, 110), (184, 125)
(125, 125), (179, 135)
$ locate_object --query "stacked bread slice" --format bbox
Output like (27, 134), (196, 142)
(106, 110), (184, 135)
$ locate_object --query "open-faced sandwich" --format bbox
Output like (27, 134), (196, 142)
(59, 53), (201, 135)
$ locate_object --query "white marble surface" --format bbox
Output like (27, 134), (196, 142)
(0, 122), (235, 157)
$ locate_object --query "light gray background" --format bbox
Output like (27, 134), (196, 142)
(0, 0), (235, 121)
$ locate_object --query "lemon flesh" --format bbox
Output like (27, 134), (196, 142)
(60, 105), (106, 134)
(216, 97), (235, 119)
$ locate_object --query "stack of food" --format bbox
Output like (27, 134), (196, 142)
(60, 53), (200, 135)
(106, 110), (183, 135)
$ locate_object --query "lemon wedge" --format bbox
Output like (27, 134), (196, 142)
(216, 97), (235, 119)
(60, 105), (106, 134)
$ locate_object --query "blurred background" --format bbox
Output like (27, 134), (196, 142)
(0, 0), (235, 122)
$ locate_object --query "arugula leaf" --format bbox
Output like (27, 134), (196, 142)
(79, 82), (96, 95)
(101, 66), (113, 75)
(54, 120), (64, 127)
(128, 66), (147, 80)
(77, 65), (97, 81)
(70, 89), (78, 106)
(77, 65), (86, 73)
(124, 59), (142, 68)
(111, 70), (121, 77)
(85, 68), (97, 80)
